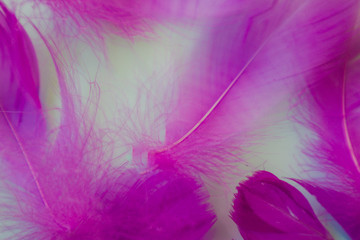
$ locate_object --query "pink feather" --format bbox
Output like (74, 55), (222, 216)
(231, 171), (333, 240)
(293, 43), (360, 239)
(149, 0), (360, 181)
(0, 1), (44, 136)
(0, 3), (215, 239)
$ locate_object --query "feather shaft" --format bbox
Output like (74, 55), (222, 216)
(160, 1), (309, 153)
(342, 67), (360, 173)
(0, 104), (50, 210)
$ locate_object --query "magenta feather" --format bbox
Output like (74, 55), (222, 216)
(0, 1), (44, 136)
(293, 46), (360, 238)
(1, 0), (360, 239)
(0, 3), (215, 239)
(0, 1), (47, 213)
(150, 0), (360, 181)
(231, 171), (333, 240)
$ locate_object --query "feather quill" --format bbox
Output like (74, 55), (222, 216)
(231, 171), (333, 240)
(150, 0), (360, 181)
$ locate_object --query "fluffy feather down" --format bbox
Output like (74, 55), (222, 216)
(0, 3), (215, 239)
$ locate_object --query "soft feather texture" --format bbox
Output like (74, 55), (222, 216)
(149, 0), (360, 181)
(231, 171), (333, 240)
(30, 0), (248, 41)
(0, 1), (47, 219)
(0, 3), (215, 239)
(2, 0), (360, 239)
(293, 48), (360, 239)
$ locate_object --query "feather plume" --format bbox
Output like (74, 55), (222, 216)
(0, 3), (215, 239)
(293, 43), (360, 239)
(149, 0), (360, 181)
(231, 171), (333, 240)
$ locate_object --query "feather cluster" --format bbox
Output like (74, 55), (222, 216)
(0, 0), (360, 239)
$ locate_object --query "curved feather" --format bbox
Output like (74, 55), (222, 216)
(0, 1), (44, 136)
(231, 171), (333, 240)
(0, 0), (49, 218)
(149, 0), (359, 179)
(294, 51), (360, 239)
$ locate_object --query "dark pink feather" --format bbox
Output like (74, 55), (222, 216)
(232, 171), (333, 240)
(0, 1), (44, 136)
(294, 51), (360, 239)
(0, 0), (47, 212)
